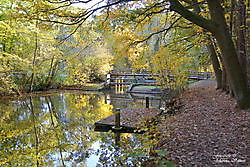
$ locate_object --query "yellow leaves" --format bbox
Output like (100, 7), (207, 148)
(0, 52), (29, 71)
(0, 21), (15, 40)
(199, 11), (208, 18)
(224, 13), (230, 20)
(127, 45), (149, 70)
(151, 47), (189, 88)
(97, 102), (113, 119)
(106, 25), (149, 71)
(65, 45), (113, 85)
(75, 96), (88, 109)
(0, 21), (11, 31)
(66, 94), (113, 124)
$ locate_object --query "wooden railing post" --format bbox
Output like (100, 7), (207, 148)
(107, 72), (111, 85)
(146, 97), (149, 108)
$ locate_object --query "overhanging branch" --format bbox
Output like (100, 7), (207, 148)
(169, 0), (216, 33)
(132, 16), (182, 45)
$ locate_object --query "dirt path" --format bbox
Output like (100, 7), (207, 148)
(188, 79), (216, 88)
(154, 81), (249, 166)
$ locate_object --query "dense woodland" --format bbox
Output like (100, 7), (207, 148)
(0, 1), (249, 166)
(0, 0), (249, 109)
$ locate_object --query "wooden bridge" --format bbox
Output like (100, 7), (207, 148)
(106, 70), (213, 86)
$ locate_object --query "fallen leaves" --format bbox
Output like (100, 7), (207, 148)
(154, 87), (249, 166)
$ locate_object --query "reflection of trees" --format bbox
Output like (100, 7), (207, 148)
(0, 93), (113, 166)
(0, 98), (33, 166)
(97, 132), (150, 167)
(45, 96), (65, 167)
(27, 97), (40, 167)
(62, 94), (113, 165)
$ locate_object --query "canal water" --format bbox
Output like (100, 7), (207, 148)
(0, 90), (163, 166)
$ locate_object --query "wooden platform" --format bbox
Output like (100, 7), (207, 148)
(94, 107), (161, 133)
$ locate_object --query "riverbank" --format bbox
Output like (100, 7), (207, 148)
(0, 83), (104, 99)
(152, 84), (249, 166)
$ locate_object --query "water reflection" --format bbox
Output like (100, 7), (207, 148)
(97, 132), (150, 167)
(104, 91), (162, 109)
(0, 91), (161, 166)
(0, 93), (113, 166)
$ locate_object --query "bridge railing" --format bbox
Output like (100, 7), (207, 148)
(106, 70), (213, 86)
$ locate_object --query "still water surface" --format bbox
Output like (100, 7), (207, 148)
(0, 90), (162, 166)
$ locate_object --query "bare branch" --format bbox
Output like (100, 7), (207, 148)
(41, 0), (136, 25)
(101, 6), (111, 27)
(132, 16), (182, 45)
(43, 3), (72, 11)
(45, 0), (92, 4)
(56, 11), (94, 45)
(43, 0), (95, 12)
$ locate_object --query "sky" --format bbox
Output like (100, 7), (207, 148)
(72, 0), (106, 10)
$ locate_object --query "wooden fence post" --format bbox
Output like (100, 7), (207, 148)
(107, 73), (111, 85)
(146, 97), (149, 108)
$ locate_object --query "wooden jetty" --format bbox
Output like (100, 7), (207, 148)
(94, 107), (161, 133)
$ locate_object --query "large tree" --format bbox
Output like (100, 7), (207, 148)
(39, 0), (249, 109)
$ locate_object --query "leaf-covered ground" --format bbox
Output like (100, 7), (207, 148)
(154, 86), (249, 166)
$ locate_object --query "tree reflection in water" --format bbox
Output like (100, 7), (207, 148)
(97, 131), (151, 167)
(0, 93), (113, 166)
(0, 92), (158, 167)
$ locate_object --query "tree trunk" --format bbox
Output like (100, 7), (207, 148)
(236, 0), (247, 82)
(221, 66), (229, 92)
(213, 42), (229, 91)
(191, 0), (223, 89)
(46, 55), (55, 88)
(207, 0), (250, 109)
(170, 0), (250, 108)
(207, 42), (222, 89)
(247, 2), (250, 87)
(229, 0), (236, 35)
(29, 22), (39, 93)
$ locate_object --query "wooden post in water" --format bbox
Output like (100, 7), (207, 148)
(115, 132), (121, 146)
(146, 97), (149, 108)
(115, 108), (121, 129)
(113, 108), (121, 146)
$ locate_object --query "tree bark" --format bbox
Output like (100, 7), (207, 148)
(236, 0), (247, 82)
(46, 55), (55, 88)
(213, 42), (229, 91)
(29, 21), (39, 93)
(221, 65), (229, 92)
(190, 0), (223, 90)
(207, 0), (250, 108)
(207, 42), (222, 89)
(170, 0), (250, 109)
(229, 0), (236, 35)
